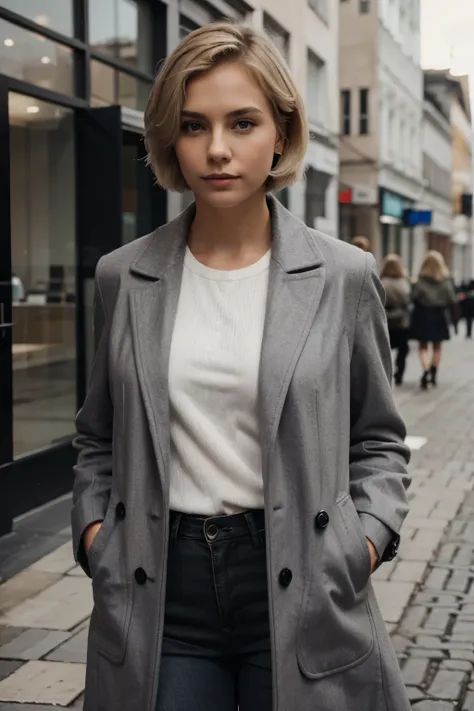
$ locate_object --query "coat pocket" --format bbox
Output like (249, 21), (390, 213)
(89, 498), (132, 665)
(296, 494), (373, 679)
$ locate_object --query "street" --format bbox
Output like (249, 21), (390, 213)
(0, 332), (473, 709)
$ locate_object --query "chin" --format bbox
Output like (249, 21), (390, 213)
(194, 186), (264, 210)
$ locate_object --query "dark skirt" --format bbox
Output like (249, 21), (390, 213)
(409, 305), (450, 343)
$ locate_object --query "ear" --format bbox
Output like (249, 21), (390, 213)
(274, 134), (284, 155)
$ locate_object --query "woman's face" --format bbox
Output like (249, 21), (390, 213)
(174, 61), (283, 209)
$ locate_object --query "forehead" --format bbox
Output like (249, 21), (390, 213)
(183, 61), (270, 113)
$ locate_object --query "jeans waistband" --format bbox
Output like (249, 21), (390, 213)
(169, 509), (265, 546)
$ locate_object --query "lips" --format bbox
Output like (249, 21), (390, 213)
(203, 174), (239, 180)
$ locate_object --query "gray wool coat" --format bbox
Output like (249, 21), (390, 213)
(72, 196), (411, 711)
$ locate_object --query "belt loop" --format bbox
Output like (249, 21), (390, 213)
(243, 511), (260, 548)
(169, 512), (182, 547)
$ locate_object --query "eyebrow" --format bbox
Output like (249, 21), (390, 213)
(180, 106), (264, 119)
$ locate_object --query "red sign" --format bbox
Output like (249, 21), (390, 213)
(339, 188), (352, 204)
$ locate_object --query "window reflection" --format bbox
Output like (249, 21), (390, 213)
(0, 1), (74, 37)
(89, 0), (152, 74)
(9, 94), (76, 458)
(0, 19), (74, 95)
(91, 59), (115, 107)
(118, 71), (150, 111)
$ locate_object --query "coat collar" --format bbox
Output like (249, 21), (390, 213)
(129, 194), (325, 279)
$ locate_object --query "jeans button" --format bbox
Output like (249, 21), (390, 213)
(206, 524), (218, 541)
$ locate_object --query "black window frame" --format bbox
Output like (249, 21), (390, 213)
(341, 89), (351, 136)
(359, 88), (369, 135)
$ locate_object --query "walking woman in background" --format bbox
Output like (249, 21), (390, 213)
(72, 22), (411, 711)
(410, 250), (456, 389)
(380, 254), (411, 386)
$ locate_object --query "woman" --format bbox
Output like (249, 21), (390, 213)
(410, 250), (456, 389)
(72, 23), (411, 711)
(380, 254), (411, 386)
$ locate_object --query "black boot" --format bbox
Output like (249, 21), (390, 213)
(394, 371), (403, 386)
(430, 365), (437, 386)
(420, 371), (430, 390)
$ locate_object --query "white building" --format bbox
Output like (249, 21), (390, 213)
(170, 0), (340, 236)
(339, 0), (424, 270)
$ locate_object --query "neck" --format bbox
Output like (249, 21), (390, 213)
(188, 191), (271, 257)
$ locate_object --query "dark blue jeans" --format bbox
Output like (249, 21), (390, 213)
(155, 509), (272, 711)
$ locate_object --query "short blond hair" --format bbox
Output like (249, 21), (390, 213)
(380, 254), (406, 279)
(419, 250), (449, 282)
(144, 22), (308, 193)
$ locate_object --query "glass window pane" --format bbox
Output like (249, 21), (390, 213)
(0, 19), (74, 96)
(89, 0), (152, 74)
(0, 0), (74, 37)
(117, 71), (150, 111)
(91, 59), (115, 107)
(9, 94), (76, 458)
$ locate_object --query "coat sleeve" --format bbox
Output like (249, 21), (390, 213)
(349, 254), (411, 561)
(71, 258), (113, 576)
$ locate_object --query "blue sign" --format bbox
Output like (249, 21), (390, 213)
(381, 190), (405, 219)
(403, 209), (432, 227)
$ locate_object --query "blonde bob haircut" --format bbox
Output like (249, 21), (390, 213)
(380, 254), (406, 280)
(144, 22), (308, 193)
(419, 250), (449, 282)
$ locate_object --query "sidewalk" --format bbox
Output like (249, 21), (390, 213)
(0, 333), (472, 709)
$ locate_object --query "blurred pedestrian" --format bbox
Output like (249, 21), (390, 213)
(380, 254), (411, 386)
(351, 235), (371, 252)
(71, 22), (411, 711)
(409, 251), (456, 389)
(459, 279), (474, 339)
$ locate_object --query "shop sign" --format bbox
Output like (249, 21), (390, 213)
(381, 190), (405, 219)
(352, 185), (377, 205)
(403, 209), (433, 227)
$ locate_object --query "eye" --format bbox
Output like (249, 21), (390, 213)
(234, 119), (255, 131)
(182, 121), (203, 133)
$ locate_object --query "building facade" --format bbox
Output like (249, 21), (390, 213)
(339, 0), (424, 272)
(420, 74), (453, 275)
(423, 70), (473, 283)
(0, 0), (339, 534)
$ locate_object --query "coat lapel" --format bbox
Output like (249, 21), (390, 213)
(128, 207), (194, 498)
(258, 197), (326, 475)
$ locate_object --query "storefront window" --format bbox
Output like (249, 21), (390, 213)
(117, 70), (150, 111)
(0, 19), (74, 96)
(91, 59), (115, 107)
(9, 94), (76, 458)
(0, 1), (74, 37)
(89, 0), (152, 74)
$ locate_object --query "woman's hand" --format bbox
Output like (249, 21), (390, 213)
(366, 538), (379, 574)
(84, 522), (103, 556)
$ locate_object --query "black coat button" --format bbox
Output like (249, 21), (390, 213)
(315, 510), (330, 529)
(279, 568), (293, 588)
(134, 567), (148, 585)
(115, 502), (126, 520)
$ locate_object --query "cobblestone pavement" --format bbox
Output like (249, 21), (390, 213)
(0, 332), (472, 709)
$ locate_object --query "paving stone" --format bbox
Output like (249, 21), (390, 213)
(67, 566), (86, 578)
(424, 568), (451, 590)
(441, 659), (473, 672)
(428, 669), (466, 699)
(0, 578), (93, 631)
(424, 608), (452, 632)
(30, 544), (76, 576)
(411, 701), (456, 709)
(0, 629), (71, 661)
(410, 648), (446, 660)
(463, 691), (474, 710)
(0, 705), (66, 710)
(402, 657), (430, 686)
(406, 686), (427, 702)
(0, 572), (61, 617)
(0, 661), (85, 706)
(392, 560), (428, 583)
(372, 581), (415, 624)
(400, 605), (428, 632)
(0, 630), (24, 649)
(46, 628), (88, 664)
(0, 662), (22, 683)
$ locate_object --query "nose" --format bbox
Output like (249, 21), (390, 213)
(207, 127), (232, 164)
